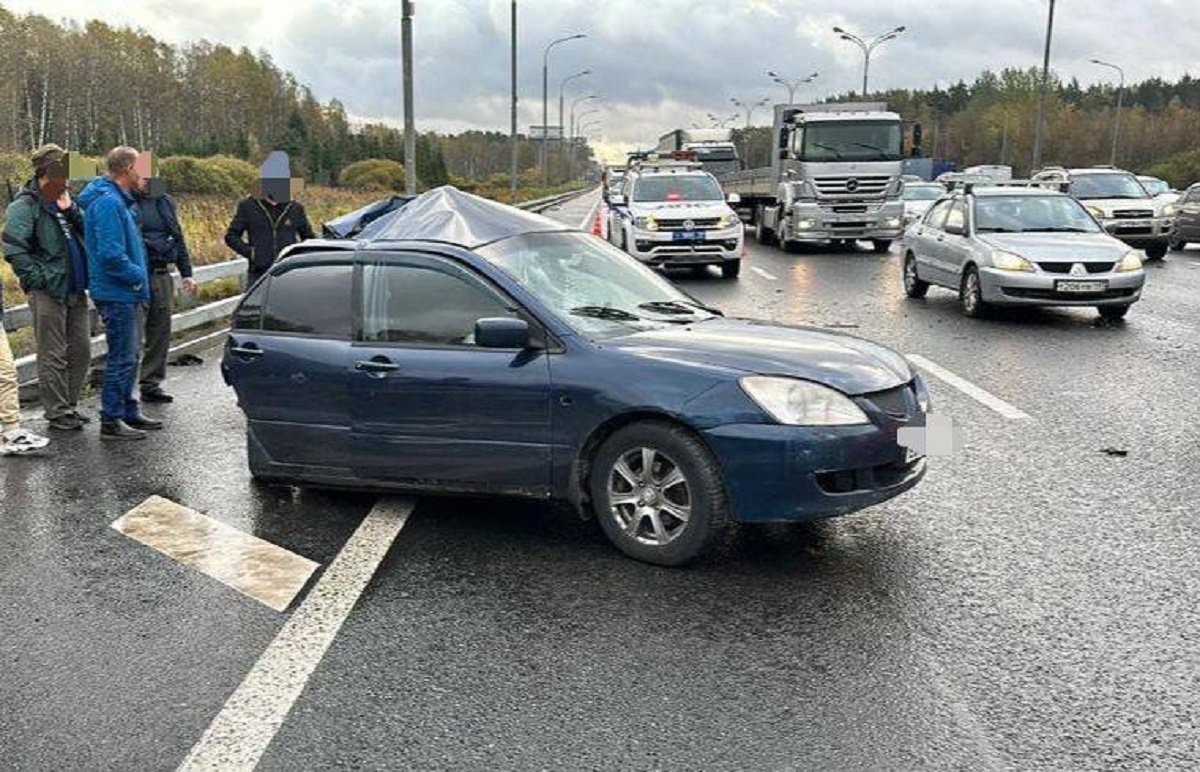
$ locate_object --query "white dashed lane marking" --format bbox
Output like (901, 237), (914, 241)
(907, 354), (1031, 421)
(750, 266), (778, 281)
(112, 496), (319, 612)
(177, 498), (414, 772)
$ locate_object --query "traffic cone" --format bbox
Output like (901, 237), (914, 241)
(591, 207), (604, 238)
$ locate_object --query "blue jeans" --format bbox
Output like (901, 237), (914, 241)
(96, 302), (143, 422)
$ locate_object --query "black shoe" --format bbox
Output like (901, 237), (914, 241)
(141, 389), (174, 404)
(100, 419), (147, 441)
(124, 414), (164, 431)
(70, 410), (92, 424)
(47, 414), (84, 431)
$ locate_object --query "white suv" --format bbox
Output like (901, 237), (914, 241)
(1033, 167), (1178, 260)
(607, 164), (744, 278)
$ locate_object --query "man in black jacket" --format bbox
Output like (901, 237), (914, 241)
(135, 175), (195, 403)
(223, 151), (314, 286)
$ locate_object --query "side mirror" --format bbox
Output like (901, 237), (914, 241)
(475, 317), (531, 349)
(944, 221), (965, 236)
(609, 194), (626, 206)
(726, 192), (741, 204)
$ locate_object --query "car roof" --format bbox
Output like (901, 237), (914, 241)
(965, 186), (1071, 198)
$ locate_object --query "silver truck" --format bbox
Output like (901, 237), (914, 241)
(657, 129), (741, 177)
(721, 103), (909, 252)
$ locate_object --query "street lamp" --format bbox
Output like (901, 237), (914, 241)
(1090, 57), (1125, 166)
(542, 32), (586, 185)
(766, 70), (819, 104)
(1031, 0), (1056, 171)
(558, 68), (591, 151)
(569, 94), (599, 144)
(832, 25), (905, 95)
(730, 96), (770, 127)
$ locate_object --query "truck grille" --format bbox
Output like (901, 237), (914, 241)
(1036, 262), (1115, 274)
(1111, 209), (1153, 219)
(657, 217), (721, 231)
(813, 175), (891, 197)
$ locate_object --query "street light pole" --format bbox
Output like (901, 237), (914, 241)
(558, 69), (590, 168)
(730, 97), (770, 128)
(1031, 0), (1056, 172)
(509, 0), (517, 196)
(542, 33), (586, 186)
(1090, 58), (1125, 166)
(401, 0), (416, 194)
(831, 25), (905, 95)
(766, 70), (818, 104)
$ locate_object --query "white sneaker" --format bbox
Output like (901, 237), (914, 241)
(0, 428), (51, 455)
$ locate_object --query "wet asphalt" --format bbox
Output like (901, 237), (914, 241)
(1, 189), (1198, 770)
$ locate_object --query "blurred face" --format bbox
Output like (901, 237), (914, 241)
(40, 172), (68, 199)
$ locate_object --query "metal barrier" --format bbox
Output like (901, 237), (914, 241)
(6, 187), (594, 387)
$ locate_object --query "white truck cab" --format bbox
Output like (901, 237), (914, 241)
(607, 161), (744, 279)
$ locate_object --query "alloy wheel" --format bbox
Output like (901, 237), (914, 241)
(607, 447), (692, 546)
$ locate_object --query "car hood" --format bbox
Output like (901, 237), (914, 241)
(629, 201), (734, 218)
(605, 318), (912, 395)
(977, 231), (1128, 261)
(903, 200), (935, 215)
(1075, 197), (1161, 216)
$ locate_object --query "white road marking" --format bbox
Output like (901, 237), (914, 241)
(579, 193), (602, 232)
(907, 354), (1031, 420)
(750, 266), (778, 281)
(177, 498), (414, 772)
(112, 496), (319, 612)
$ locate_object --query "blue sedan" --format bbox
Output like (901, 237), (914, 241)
(222, 187), (928, 565)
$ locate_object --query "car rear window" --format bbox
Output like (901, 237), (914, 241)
(261, 262), (353, 339)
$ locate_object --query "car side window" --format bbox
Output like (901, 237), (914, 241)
(360, 259), (516, 347)
(261, 262), (353, 339)
(232, 276), (269, 330)
(945, 201), (967, 233)
(925, 199), (953, 230)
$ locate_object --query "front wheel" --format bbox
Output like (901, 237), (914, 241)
(903, 252), (930, 298)
(1144, 242), (1168, 261)
(1098, 304), (1131, 322)
(589, 421), (730, 566)
(1169, 236), (1188, 252)
(960, 266), (988, 318)
(871, 239), (893, 253)
(721, 259), (741, 279)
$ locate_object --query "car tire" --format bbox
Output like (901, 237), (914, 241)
(721, 259), (741, 279)
(960, 265), (988, 318)
(903, 252), (930, 298)
(1144, 242), (1168, 261)
(589, 421), (730, 566)
(1098, 304), (1131, 322)
(1169, 236), (1188, 251)
(871, 239), (893, 253)
(754, 206), (775, 246)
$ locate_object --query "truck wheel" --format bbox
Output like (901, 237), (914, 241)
(754, 206), (775, 245)
(1144, 243), (1168, 261)
(871, 239), (893, 253)
(721, 259), (741, 279)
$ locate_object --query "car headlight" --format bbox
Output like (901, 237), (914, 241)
(740, 376), (870, 426)
(716, 213), (738, 229)
(990, 250), (1035, 272)
(1115, 249), (1143, 272)
(1086, 206), (1106, 220)
(884, 217), (902, 228)
(635, 215), (659, 231)
(1161, 203), (1180, 217)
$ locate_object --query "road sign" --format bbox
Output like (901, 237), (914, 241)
(529, 125), (564, 140)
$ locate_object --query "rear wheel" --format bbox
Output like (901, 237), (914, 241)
(589, 421), (730, 566)
(1098, 304), (1131, 322)
(960, 266), (988, 318)
(903, 252), (930, 298)
(721, 259), (741, 279)
(871, 239), (893, 253)
(1144, 242), (1168, 261)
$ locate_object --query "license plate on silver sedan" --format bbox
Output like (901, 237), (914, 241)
(1055, 280), (1108, 293)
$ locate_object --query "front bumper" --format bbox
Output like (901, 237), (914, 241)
(979, 267), (1145, 306)
(788, 201), (905, 242)
(702, 418), (925, 524)
(629, 226), (742, 265)
(1100, 217), (1174, 247)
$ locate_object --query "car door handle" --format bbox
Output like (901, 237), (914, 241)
(355, 357), (400, 374)
(230, 342), (263, 359)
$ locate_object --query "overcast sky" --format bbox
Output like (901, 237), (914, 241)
(7, 0), (1196, 161)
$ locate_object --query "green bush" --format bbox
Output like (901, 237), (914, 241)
(0, 153), (32, 190)
(205, 155), (258, 195)
(1146, 149), (1200, 190)
(339, 158), (405, 191)
(161, 155), (248, 196)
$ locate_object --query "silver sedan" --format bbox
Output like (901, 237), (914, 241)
(900, 187), (1146, 321)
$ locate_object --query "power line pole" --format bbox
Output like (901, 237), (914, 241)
(510, 0), (517, 196)
(402, 0), (416, 195)
(1031, 0), (1056, 172)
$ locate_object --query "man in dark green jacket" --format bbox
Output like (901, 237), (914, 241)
(2, 144), (91, 431)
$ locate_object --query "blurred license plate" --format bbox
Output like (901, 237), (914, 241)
(1055, 280), (1108, 293)
(672, 230), (704, 241)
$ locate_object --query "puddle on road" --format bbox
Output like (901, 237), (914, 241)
(111, 495), (320, 612)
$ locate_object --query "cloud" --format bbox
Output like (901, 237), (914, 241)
(6, 0), (1198, 146)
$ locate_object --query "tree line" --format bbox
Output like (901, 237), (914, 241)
(0, 7), (595, 189)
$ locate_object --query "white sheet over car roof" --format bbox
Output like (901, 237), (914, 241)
(358, 185), (572, 247)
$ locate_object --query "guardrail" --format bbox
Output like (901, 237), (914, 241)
(7, 186), (595, 388)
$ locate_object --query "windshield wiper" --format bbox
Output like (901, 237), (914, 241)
(1020, 227), (1092, 233)
(641, 298), (724, 316)
(810, 142), (843, 159)
(569, 305), (642, 322)
(976, 227), (1021, 233)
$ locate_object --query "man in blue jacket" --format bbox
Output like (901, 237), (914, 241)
(78, 147), (163, 440)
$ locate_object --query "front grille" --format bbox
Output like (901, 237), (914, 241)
(812, 175), (891, 197)
(862, 383), (916, 418)
(1036, 262), (1115, 274)
(816, 457), (922, 494)
(829, 221), (870, 230)
(831, 204), (868, 214)
(1001, 287), (1136, 301)
(657, 217), (721, 231)
(1111, 209), (1154, 219)
(1111, 226), (1152, 236)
